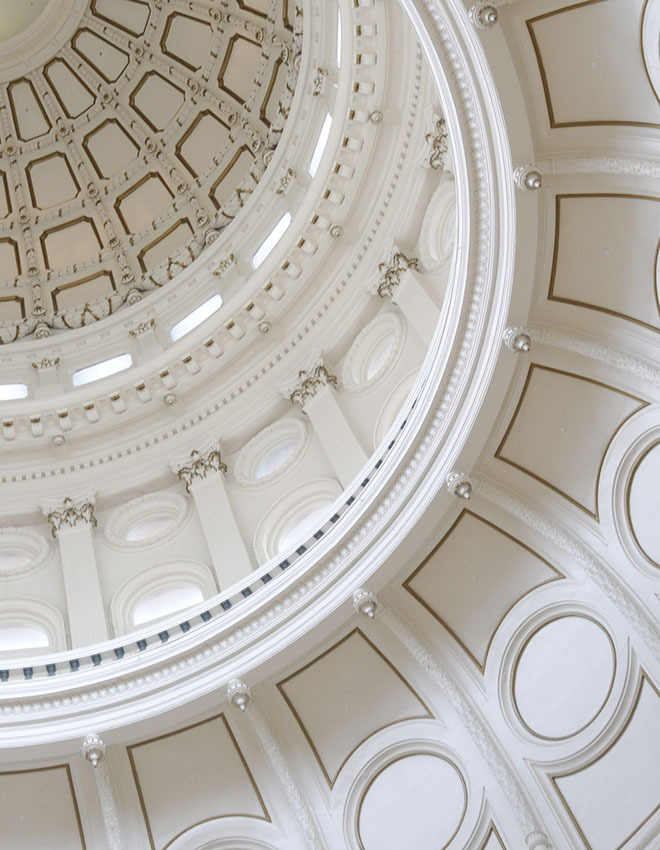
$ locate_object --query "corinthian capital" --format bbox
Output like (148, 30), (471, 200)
(375, 249), (420, 299)
(288, 362), (338, 407)
(175, 445), (227, 492)
(44, 496), (97, 537)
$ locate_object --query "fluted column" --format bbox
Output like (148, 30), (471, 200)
(81, 734), (125, 850)
(289, 362), (368, 487)
(375, 250), (439, 346)
(228, 682), (328, 850)
(352, 589), (553, 850)
(44, 497), (108, 647)
(175, 445), (253, 589)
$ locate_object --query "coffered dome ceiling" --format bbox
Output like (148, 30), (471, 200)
(0, 0), (299, 339)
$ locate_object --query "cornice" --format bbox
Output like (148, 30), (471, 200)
(0, 0), (518, 744)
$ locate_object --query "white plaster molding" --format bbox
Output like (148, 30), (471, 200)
(103, 492), (192, 551)
(475, 478), (660, 664)
(541, 155), (660, 178)
(340, 311), (406, 394)
(81, 734), (125, 850)
(0, 528), (51, 579)
(363, 597), (552, 847)
(418, 175), (457, 271)
(242, 696), (328, 850)
(233, 418), (311, 488)
(532, 327), (660, 386)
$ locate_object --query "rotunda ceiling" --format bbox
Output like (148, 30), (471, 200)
(0, 0), (300, 341)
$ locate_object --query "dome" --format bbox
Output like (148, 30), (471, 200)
(0, 0), (658, 849)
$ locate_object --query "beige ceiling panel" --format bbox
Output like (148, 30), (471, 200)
(138, 219), (194, 272)
(513, 615), (615, 740)
(404, 510), (562, 671)
(130, 72), (186, 133)
(260, 58), (286, 127)
(0, 765), (86, 849)
(41, 217), (103, 270)
(72, 29), (130, 83)
(481, 826), (507, 849)
(115, 173), (175, 235)
(238, 0), (270, 17)
(553, 675), (660, 849)
(52, 271), (116, 312)
(161, 13), (213, 72)
(0, 294), (25, 322)
(527, 0), (660, 128)
(26, 153), (80, 210)
(8, 80), (51, 141)
(83, 119), (140, 180)
(219, 36), (262, 104)
(210, 146), (255, 211)
(549, 194), (660, 331)
(627, 440), (660, 568)
(128, 714), (268, 850)
(0, 172), (11, 218)
(176, 112), (231, 178)
(91, 0), (150, 36)
(496, 365), (646, 518)
(43, 59), (95, 119)
(0, 240), (20, 279)
(278, 629), (431, 786)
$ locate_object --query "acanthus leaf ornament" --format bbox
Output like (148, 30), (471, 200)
(375, 249), (421, 298)
(420, 111), (449, 170)
(288, 364), (338, 407)
(175, 446), (228, 492)
(45, 497), (97, 537)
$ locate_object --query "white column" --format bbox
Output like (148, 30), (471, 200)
(175, 446), (253, 589)
(289, 363), (368, 488)
(45, 498), (108, 648)
(375, 251), (440, 346)
(352, 589), (553, 850)
(227, 682), (328, 850)
(81, 734), (125, 850)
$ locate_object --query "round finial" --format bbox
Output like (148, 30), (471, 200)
(163, 393), (177, 406)
(258, 321), (271, 334)
(51, 434), (66, 448)
(514, 165), (543, 192)
(446, 472), (473, 500)
(503, 326), (532, 353)
(352, 588), (379, 619)
(369, 110), (384, 124)
(81, 733), (105, 767)
(469, 2), (499, 28)
(330, 225), (344, 239)
(227, 680), (251, 712)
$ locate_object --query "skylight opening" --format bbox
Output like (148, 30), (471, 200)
(309, 113), (333, 177)
(170, 293), (223, 342)
(251, 212), (292, 269)
(336, 9), (342, 67)
(72, 354), (133, 387)
(0, 383), (28, 401)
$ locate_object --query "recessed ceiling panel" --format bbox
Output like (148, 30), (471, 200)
(404, 510), (562, 670)
(83, 119), (140, 180)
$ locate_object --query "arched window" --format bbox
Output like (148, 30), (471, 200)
(111, 561), (217, 635)
(0, 598), (67, 656)
(252, 478), (342, 561)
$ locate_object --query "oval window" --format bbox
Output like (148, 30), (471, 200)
(255, 438), (299, 480)
(277, 504), (331, 554)
(124, 513), (178, 543)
